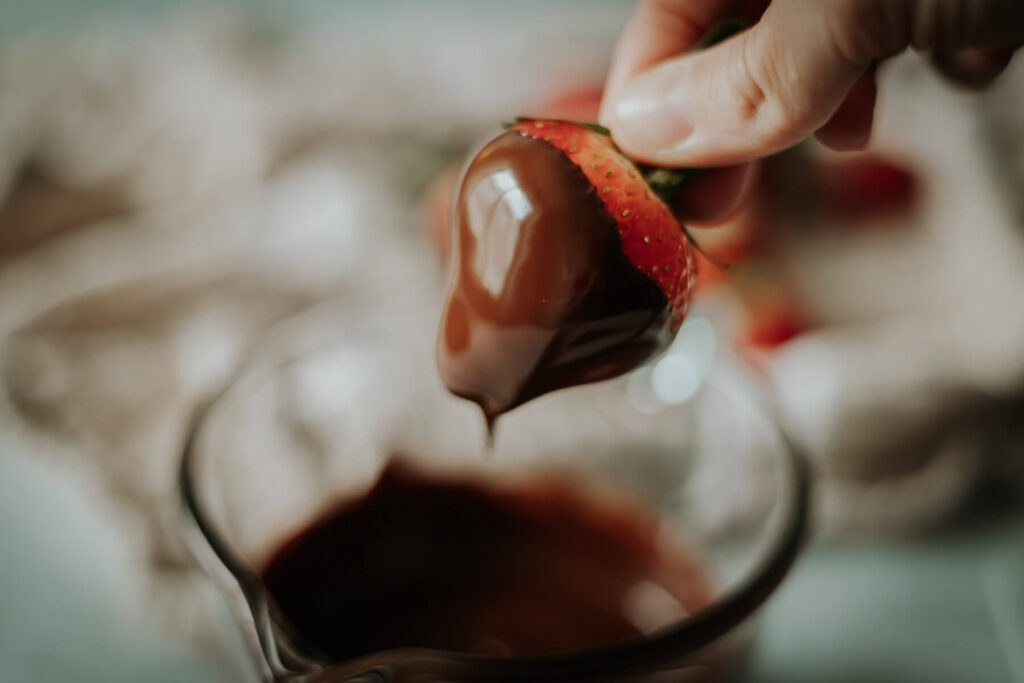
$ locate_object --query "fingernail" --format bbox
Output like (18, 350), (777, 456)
(612, 67), (694, 153)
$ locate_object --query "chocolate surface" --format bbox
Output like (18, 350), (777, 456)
(261, 462), (711, 662)
(437, 131), (672, 422)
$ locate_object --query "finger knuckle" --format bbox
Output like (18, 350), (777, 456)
(728, 33), (805, 146)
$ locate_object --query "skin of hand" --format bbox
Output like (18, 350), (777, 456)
(600, 0), (1024, 223)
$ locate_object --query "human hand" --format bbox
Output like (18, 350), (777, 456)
(600, 0), (1024, 222)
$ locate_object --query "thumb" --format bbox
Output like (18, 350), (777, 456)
(605, 0), (870, 166)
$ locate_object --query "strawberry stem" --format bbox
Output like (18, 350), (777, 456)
(641, 167), (703, 207)
(697, 19), (747, 49)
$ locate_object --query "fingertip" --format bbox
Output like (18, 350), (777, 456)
(610, 8), (870, 169)
(932, 47), (1018, 89)
(600, 0), (721, 129)
(605, 59), (698, 164)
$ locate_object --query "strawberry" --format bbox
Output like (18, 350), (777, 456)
(510, 119), (696, 329)
(743, 305), (807, 349)
(437, 119), (699, 421)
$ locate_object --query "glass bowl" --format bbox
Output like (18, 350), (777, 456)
(179, 296), (808, 682)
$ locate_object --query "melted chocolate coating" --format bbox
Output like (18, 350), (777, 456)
(437, 132), (672, 421)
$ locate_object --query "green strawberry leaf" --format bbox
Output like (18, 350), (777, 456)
(642, 167), (703, 205)
(575, 121), (611, 136)
(697, 19), (747, 50)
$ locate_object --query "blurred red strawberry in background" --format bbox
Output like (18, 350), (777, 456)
(819, 156), (919, 222)
(531, 86), (604, 122)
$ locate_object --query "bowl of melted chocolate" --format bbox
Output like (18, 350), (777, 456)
(180, 298), (807, 682)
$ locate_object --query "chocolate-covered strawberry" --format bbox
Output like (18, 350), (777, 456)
(437, 119), (696, 422)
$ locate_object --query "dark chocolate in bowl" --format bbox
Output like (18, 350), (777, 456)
(260, 460), (715, 661)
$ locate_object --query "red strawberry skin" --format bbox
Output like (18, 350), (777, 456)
(511, 120), (695, 329)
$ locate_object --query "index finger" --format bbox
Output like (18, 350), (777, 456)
(599, 0), (747, 125)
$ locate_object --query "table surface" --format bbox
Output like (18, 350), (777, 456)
(2, 447), (1022, 683)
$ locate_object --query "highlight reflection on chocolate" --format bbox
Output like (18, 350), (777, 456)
(437, 131), (674, 422)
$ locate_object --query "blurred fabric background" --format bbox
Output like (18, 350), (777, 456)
(0, 1), (1022, 681)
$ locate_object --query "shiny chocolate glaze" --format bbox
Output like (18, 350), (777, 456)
(437, 131), (672, 422)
